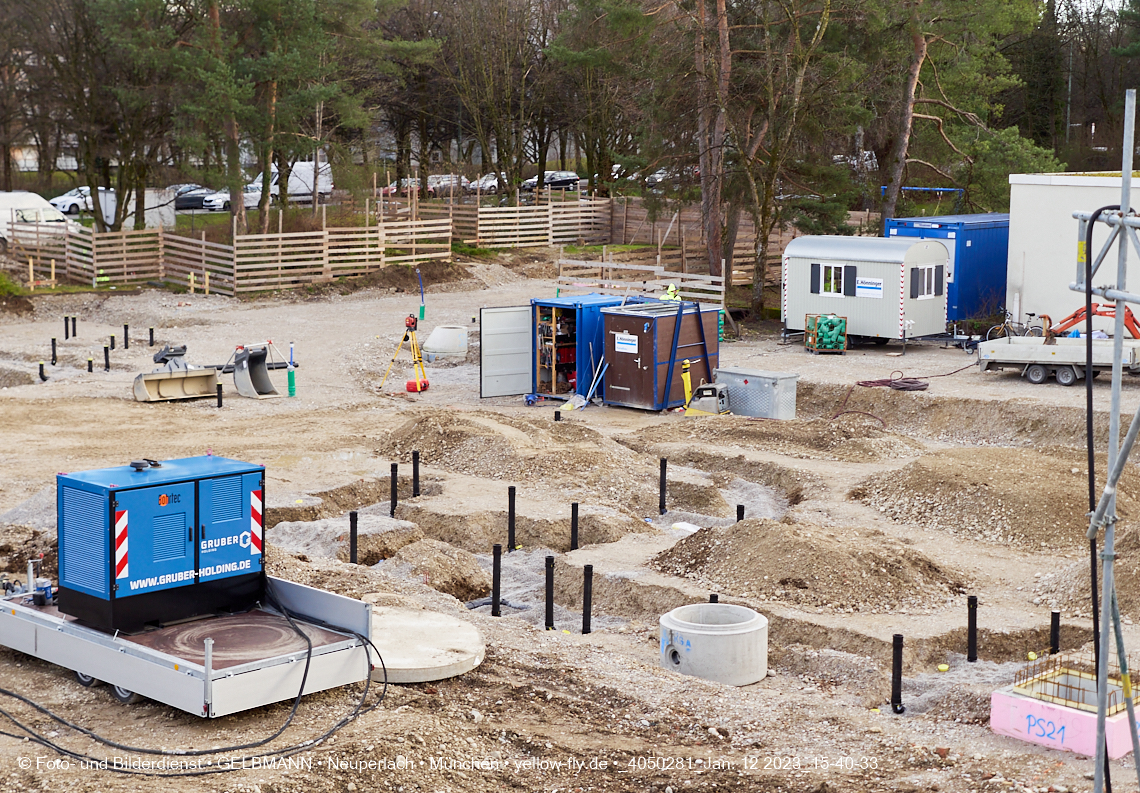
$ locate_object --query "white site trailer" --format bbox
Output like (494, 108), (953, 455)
(782, 236), (949, 342)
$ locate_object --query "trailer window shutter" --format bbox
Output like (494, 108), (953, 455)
(910, 268), (920, 299)
(935, 264), (944, 296)
(810, 263), (820, 294)
(843, 265), (857, 296)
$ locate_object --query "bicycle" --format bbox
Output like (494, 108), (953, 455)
(986, 310), (1044, 340)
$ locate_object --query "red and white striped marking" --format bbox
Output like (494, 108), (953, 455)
(114, 509), (129, 578)
(899, 266), (906, 339)
(250, 489), (263, 555)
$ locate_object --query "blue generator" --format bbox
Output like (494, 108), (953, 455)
(56, 456), (266, 633)
(884, 213), (1009, 322)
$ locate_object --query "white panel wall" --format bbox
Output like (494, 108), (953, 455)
(1008, 174), (1139, 331)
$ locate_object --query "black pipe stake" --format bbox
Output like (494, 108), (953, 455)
(123, 324), (129, 350)
(349, 511), (358, 565)
(216, 383), (223, 408)
(87, 358), (92, 373)
(967, 595), (978, 662)
(570, 502), (579, 550)
(71, 316), (76, 337)
(582, 564), (593, 634)
(659, 458), (667, 515)
(491, 544), (502, 617)
(737, 504), (745, 522)
(390, 463), (398, 517)
(710, 593), (719, 603)
(103, 346), (110, 372)
(110, 334), (115, 350)
(412, 450), (420, 497)
(891, 634), (906, 714)
(545, 555), (555, 630)
(63, 317), (69, 340)
(38, 362), (46, 382)
(51, 338), (57, 366)
(554, 410), (561, 422)
(149, 327), (154, 347)
(508, 485), (516, 551)
(1050, 610), (1061, 656)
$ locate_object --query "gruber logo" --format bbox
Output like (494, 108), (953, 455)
(158, 494), (169, 507)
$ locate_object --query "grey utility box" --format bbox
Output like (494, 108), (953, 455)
(715, 368), (799, 419)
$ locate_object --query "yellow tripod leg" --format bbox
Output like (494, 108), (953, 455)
(379, 333), (408, 389)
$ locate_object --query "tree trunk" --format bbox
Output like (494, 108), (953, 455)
(695, 0), (730, 277)
(881, 8), (927, 228)
(258, 80), (277, 235)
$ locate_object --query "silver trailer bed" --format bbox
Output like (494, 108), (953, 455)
(976, 336), (1140, 385)
(0, 576), (371, 718)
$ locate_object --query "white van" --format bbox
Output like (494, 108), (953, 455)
(0, 191), (73, 253)
(202, 161), (333, 211)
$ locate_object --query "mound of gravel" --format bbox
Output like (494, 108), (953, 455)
(850, 447), (1140, 549)
(270, 513), (420, 562)
(651, 518), (966, 614)
(382, 538), (491, 601)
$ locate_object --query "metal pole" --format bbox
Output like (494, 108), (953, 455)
(582, 564), (593, 634)
(545, 555), (554, 630)
(203, 638), (214, 717)
(508, 486), (516, 551)
(349, 510), (358, 564)
(412, 450), (420, 497)
(891, 634), (905, 714)
(390, 463), (398, 517)
(491, 544), (502, 617)
(570, 502), (579, 550)
(967, 595), (978, 662)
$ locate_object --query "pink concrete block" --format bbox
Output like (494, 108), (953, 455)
(990, 686), (1136, 759)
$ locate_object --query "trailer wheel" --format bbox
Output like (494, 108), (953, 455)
(1026, 364), (1049, 385)
(110, 685), (139, 705)
(1056, 366), (1078, 387)
(75, 671), (99, 687)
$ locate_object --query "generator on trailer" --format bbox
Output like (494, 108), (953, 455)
(1, 455), (372, 717)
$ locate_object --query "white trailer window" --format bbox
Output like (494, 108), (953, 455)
(822, 264), (844, 295)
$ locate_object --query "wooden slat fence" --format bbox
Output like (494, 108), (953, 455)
(556, 258), (725, 307)
(163, 233), (237, 295)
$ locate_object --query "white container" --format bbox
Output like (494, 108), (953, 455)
(422, 325), (468, 358)
(659, 603), (768, 686)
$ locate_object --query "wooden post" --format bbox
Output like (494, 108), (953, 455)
(623, 197), (628, 245)
(373, 172), (377, 199)
(189, 271), (195, 294)
(322, 204), (326, 229)
(681, 225), (687, 274)
(50, 258), (55, 287)
(28, 258), (33, 290)
(204, 270), (210, 295)
(365, 197), (370, 229)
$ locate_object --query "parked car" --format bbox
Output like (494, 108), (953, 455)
(382, 178), (423, 197)
(0, 191), (78, 253)
(174, 184), (212, 210)
(202, 184), (260, 212)
(426, 174), (469, 196)
(251, 162), (333, 204)
(467, 172), (507, 194)
(521, 171), (581, 191)
(49, 186), (93, 214)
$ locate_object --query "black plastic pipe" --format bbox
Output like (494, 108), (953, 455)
(110, 334), (115, 350)
(554, 410), (561, 422)
(709, 593), (718, 603)
(967, 595), (978, 662)
(216, 383), (222, 408)
(63, 317), (69, 340)
(38, 362), (46, 382)
(737, 504), (744, 522)
(123, 324), (129, 350)
(349, 511), (358, 564)
(491, 544), (502, 617)
(149, 327), (154, 347)
(87, 358), (92, 373)
(51, 338), (56, 366)
(1051, 610), (1061, 656)
(582, 564), (593, 634)
(570, 503), (579, 550)
(508, 486), (516, 551)
(891, 634), (905, 714)
(390, 463), (398, 517)
(412, 450), (420, 497)
(103, 345), (109, 372)
(71, 316), (76, 337)
(545, 555), (555, 630)
(659, 458), (667, 515)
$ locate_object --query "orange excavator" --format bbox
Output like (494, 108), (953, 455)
(1049, 303), (1140, 339)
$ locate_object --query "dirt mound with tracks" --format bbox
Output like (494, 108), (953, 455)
(619, 416), (924, 462)
(850, 447), (1140, 549)
(651, 518), (967, 614)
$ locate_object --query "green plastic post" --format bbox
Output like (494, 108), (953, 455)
(419, 304), (425, 320)
(287, 365), (296, 397)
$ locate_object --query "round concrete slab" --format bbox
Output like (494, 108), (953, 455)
(368, 606), (485, 684)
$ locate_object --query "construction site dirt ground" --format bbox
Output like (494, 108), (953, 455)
(2, 247), (1140, 792)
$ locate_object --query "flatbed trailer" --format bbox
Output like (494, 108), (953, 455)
(976, 336), (1140, 385)
(0, 576), (371, 718)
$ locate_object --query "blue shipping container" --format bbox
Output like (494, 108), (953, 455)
(885, 213), (1009, 322)
(532, 294), (626, 397)
(56, 455), (265, 632)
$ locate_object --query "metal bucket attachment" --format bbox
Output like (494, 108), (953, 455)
(132, 344), (219, 402)
(234, 344), (280, 399)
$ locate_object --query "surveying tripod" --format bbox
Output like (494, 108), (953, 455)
(380, 314), (429, 392)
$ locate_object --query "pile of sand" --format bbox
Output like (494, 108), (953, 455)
(651, 518), (966, 613)
(620, 416), (924, 462)
(269, 513), (422, 565)
(1040, 527), (1140, 619)
(382, 538), (491, 602)
(850, 447), (1139, 549)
